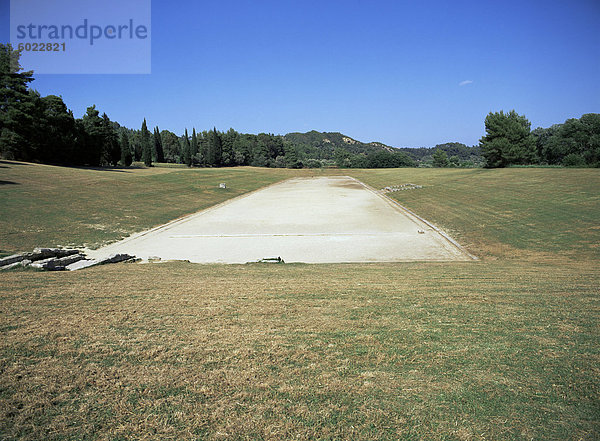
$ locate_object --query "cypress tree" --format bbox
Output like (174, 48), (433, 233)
(151, 127), (158, 161)
(141, 118), (152, 167)
(191, 128), (199, 163)
(154, 126), (165, 163)
(182, 129), (192, 167)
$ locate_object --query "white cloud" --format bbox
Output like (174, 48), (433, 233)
(459, 80), (473, 86)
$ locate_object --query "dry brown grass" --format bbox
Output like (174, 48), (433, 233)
(1, 260), (598, 440)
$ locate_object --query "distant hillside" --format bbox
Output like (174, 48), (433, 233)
(283, 131), (394, 158)
(283, 131), (482, 166)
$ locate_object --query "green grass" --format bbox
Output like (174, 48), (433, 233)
(0, 161), (599, 440)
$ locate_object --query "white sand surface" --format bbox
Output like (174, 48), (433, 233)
(86, 176), (473, 263)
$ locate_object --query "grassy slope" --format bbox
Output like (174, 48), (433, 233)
(1, 162), (599, 440)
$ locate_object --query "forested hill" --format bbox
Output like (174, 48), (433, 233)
(283, 131), (395, 156)
(283, 131), (483, 166)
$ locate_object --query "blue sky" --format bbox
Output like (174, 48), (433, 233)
(2, 0), (599, 147)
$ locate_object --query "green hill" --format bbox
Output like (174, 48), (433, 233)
(283, 131), (395, 159)
(283, 131), (482, 166)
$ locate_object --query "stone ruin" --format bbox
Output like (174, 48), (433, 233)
(0, 248), (136, 272)
(381, 184), (423, 193)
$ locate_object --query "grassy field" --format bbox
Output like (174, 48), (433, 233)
(1, 161), (599, 440)
(350, 167), (600, 260)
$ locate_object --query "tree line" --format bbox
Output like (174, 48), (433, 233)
(0, 43), (416, 169)
(478, 110), (599, 168)
(1, 44), (598, 169)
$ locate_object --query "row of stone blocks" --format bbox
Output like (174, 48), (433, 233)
(0, 248), (136, 271)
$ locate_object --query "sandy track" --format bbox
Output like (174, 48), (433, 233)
(86, 176), (473, 263)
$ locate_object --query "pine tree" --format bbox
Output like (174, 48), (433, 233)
(154, 126), (165, 163)
(0, 44), (35, 161)
(120, 131), (132, 166)
(141, 118), (152, 167)
(480, 110), (537, 168)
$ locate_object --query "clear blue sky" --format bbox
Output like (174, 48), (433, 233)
(2, 0), (599, 147)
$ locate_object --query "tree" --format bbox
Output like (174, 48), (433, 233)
(182, 129), (192, 167)
(251, 140), (269, 167)
(206, 127), (222, 166)
(537, 114), (600, 167)
(131, 130), (142, 162)
(334, 148), (351, 168)
(140, 118), (152, 167)
(190, 128), (198, 164)
(562, 153), (586, 167)
(0, 43), (35, 161)
(232, 134), (252, 165)
(349, 154), (368, 168)
(432, 149), (450, 167)
(221, 128), (238, 166)
(120, 130), (132, 166)
(258, 133), (284, 160)
(191, 128), (198, 156)
(160, 129), (180, 163)
(365, 150), (414, 168)
(80, 105), (104, 166)
(532, 125), (560, 164)
(480, 110), (537, 168)
(285, 145), (302, 168)
(153, 126), (164, 163)
(101, 113), (120, 166)
(29, 93), (76, 165)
